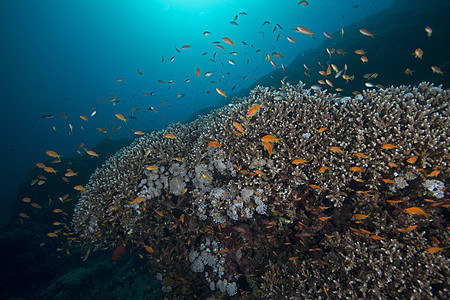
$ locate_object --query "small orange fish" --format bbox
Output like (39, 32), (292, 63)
(382, 179), (395, 184)
(146, 165), (158, 171)
(350, 166), (364, 172)
(292, 159), (307, 165)
(330, 146), (343, 153)
(359, 29), (374, 38)
(407, 156), (417, 164)
(196, 67), (200, 77)
(65, 171), (78, 177)
(426, 247), (443, 253)
(22, 197), (31, 203)
(246, 101), (265, 117)
(164, 133), (177, 139)
(19, 212), (30, 219)
(297, 26), (314, 36)
(381, 143), (397, 149)
(355, 49), (366, 55)
(318, 166), (330, 173)
(386, 200), (403, 204)
(116, 78), (125, 82)
(154, 210), (164, 217)
(413, 48), (423, 59)
(263, 141), (273, 158)
(233, 122), (245, 134)
(86, 150), (99, 157)
(353, 214), (369, 220)
(360, 56), (368, 63)
(115, 114), (127, 122)
(431, 66), (444, 75)
(310, 184), (323, 191)
(52, 208), (63, 213)
(31, 203), (42, 209)
(134, 131), (144, 135)
(317, 127), (327, 133)
(200, 173), (212, 181)
(44, 167), (57, 174)
(47, 232), (58, 237)
(143, 245), (154, 253)
(36, 163), (46, 169)
(74, 185), (86, 192)
(261, 135), (280, 143)
(397, 225), (417, 233)
(318, 216), (331, 221)
(371, 235), (385, 240)
(216, 88), (227, 98)
(46, 150), (61, 160)
(388, 162), (398, 168)
(208, 141), (221, 147)
(222, 37), (235, 46)
(426, 170), (440, 177)
(130, 196), (145, 205)
(404, 207), (431, 218)
(80, 115), (88, 121)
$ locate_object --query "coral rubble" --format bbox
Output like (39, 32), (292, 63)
(73, 82), (449, 298)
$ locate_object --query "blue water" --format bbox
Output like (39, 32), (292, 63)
(0, 1), (393, 220)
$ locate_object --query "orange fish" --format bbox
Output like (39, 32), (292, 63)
(355, 49), (366, 55)
(350, 166), (364, 172)
(200, 173), (212, 181)
(208, 141), (221, 147)
(246, 101), (265, 117)
(431, 66), (444, 75)
(47, 233), (58, 237)
(134, 131), (144, 135)
(424, 26), (432, 38)
(164, 133), (177, 139)
(413, 48), (423, 59)
(330, 146), (343, 153)
(318, 216), (331, 221)
(318, 166), (330, 173)
(263, 142), (273, 158)
(154, 210), (164, 217)
(80, 115), (88, 121)
(381, 143), (398, 149)
(36, 163), (46, 169)
(233, 122), (245, 134)
(310, 184), (323, 191)
(196, 67), (200, 77)
(115, 114), (127, 122)
(261, 135), (280, 143)
(146, 165), (158, 171)
(359, 29), (374, 38)
(292, 159), (307, 165)
(74, 185), (86, 192)
(360, 56), (368, 63)
(397, 225), (417, 233)
(216, 88), (227, 98)
(297, 26), (314, 36)
(112, 244), (126, 261)
(354, 152), (369, 158)
(46, 150), (61, 160)
(222, 37), (235, 46)
(97, 127), (107, 133)
(406, 157), (417, 164)
(426, 170), (440, 177)
(317, 127), (327, 133)
(116, 78), (125, 82)
(86, 150), (99, 157)
(353, 214), (369, 220)
(44, 167), (57, 174)
(137, 69), (143, 75)
(143, 245), (154, 253)
(22, 197), (31, 203)
(130, 196), (145, 205)
(371, 235), (385, 240)
(426, 247), (443, 253)
(403, 207), (431, 218)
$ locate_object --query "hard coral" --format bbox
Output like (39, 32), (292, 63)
(73, 82), (449, 298)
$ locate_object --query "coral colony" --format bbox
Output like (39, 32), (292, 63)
(73, 82), (449, 298)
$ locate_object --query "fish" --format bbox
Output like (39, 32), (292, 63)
(318, 216), (331, 221)
(427, 247), (443, 253)
(137, 69), (143, 75)
(208, 141), (221, 147)
(359, 29), (374, 38)
(426, 170), (440, 177)
(360, 56), (368, 62)
(90, 110), (96, 117)
(297, 26), (314, 36)
(222, 37), (235, 46)
(353, 214), (369, 220)
(292, 159), (307, 165)
(86, 150), (99, 157)
(233, 122), (245, 134)
(406, 157), (417, 164)
(397, 225), (417, 233)
(318, 166), (330, 173)
(130, 196), (145, 205)
(350, 166), (364, 172)
(413, 48), (423, 59)
(199, 173), (212, 181)
(424, 26), (432, 39)
(381, 143), (398, 149)
(246, 101), (265, 117)
(196, 67), (200, 77)
(115, 114), (127, 122)
(323, 32), (332, 39)
(286, 36), (296, 43)
(181, 45), (191, 50)
(47, 232), (58, 237)
(116, 78), (125, 82)
(46, 150), (61, 160)
(371, 235), (385, 240)
(203, 31), (211, 36)
(41, 114), (54, 119)
(143, 245), (154, 253)
(272, 52), (284, 58)
(431, 66), (444, 75)
(261, 135), (280, 143)
(112, 244), (126, 261)
(403, 207), (431, 218)
(216, 88), (227, 98)
(164, 133), (177, 139)
(330, 146), (343, 153)
(263, 142), (273, 158)
(74, 185), (86, 192)
(310, 184), (323, 191)
(146, 166), (158, 171)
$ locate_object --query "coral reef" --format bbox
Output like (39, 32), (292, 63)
(73, 82), (449, 298)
